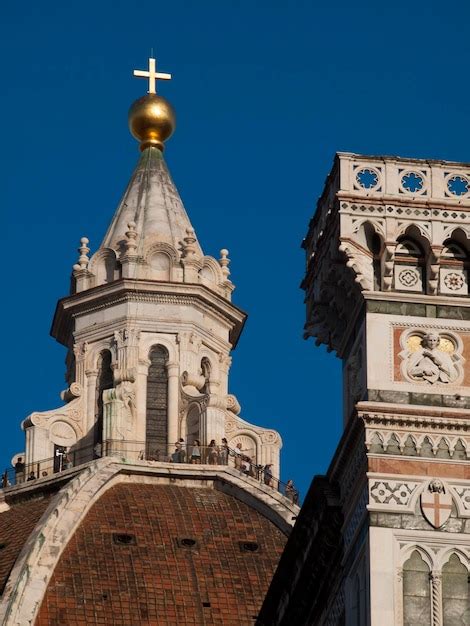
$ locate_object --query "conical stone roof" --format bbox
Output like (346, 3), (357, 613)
(101, 146), (203, 257)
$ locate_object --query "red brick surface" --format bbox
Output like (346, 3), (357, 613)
(36, 484), (286, 626)
(0, 495), (51, 594)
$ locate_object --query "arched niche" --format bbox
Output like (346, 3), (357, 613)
(198, 257), (222, 288)
(148, 251), (171, 281)
(440, 229), (470, 295)
(90, 249), (120, 287)
(394, 226), (428, 293)
(228, 433), (258, 466)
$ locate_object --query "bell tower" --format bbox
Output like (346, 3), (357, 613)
(301, 153), (470, 625)
(20, 57), (281, 476)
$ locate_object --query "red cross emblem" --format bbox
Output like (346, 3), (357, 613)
(420, 481), (453, 529)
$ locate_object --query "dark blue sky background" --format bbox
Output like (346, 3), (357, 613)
(2, 0), (469, 495)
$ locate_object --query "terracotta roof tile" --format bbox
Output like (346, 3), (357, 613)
(0, 495), (52, 594)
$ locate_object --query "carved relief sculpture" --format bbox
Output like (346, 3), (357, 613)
(400, 332), (462, 385)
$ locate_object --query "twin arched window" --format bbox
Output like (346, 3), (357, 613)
(402, 550), (470, 625)
(359, 222), (469, 295)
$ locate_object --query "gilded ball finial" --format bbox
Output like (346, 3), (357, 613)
(128, 94), (175, 151)
(130, 57), (175, 151)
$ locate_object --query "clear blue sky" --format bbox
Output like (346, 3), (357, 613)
(2, 0), (470, 496)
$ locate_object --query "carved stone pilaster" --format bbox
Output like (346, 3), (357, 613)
(73, 341), (89, 387)
(218, 353), (232, 374)
(102, 384), (136, 456)
(113, 328), (141, 384)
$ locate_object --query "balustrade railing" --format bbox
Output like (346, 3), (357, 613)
(1, 440), (299, 505)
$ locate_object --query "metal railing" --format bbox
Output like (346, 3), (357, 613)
(2, 440), (300, 505)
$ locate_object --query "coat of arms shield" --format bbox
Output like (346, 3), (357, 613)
(420, 479), (453, 529)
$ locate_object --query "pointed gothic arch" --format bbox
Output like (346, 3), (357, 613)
(395, 225), (429, 293)
(146, 345), (169, 460)
(402, 550), (431, 626)
(442, 553), (470, 624)
(440, 229), (470, 296)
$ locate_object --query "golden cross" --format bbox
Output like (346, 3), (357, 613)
(133, 57), (171, 94)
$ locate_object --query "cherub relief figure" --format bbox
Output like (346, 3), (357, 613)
(407, 333), (458, 384)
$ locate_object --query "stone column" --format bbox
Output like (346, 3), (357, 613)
(167, 362), (180, 448)
(85, 369), (98, 434)
(136, 359), (150, 447)
(430, 571), (443, 626)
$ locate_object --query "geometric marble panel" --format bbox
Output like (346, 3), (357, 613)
(394, 265), (423, 292)
(440, 268), (468, 295)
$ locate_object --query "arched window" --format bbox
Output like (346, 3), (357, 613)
(357, 222), (383, 290)
(403, 551), (431, 626)
(440, 239), (469, 296)
(95, 350), (114, 456)
(442, 554), (470, 625)
(146, 346), (169, 460)
(395, 237), (426, 293)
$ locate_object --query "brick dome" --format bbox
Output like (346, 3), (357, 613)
(0, 496), (52, 595)
(36, 483), (287, 625)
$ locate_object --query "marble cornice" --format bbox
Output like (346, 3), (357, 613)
(357, 400), (470, 421)
(336, 191), (470, 210)
(51, 278), (247, 348)
(364, 290), (470, 309)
